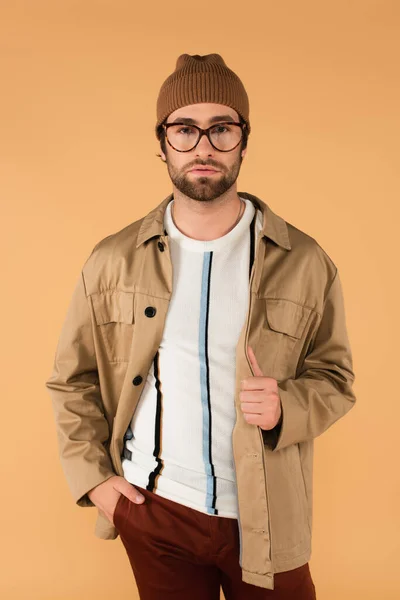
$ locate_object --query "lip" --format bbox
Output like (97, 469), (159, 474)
(189, 168), (219, 174)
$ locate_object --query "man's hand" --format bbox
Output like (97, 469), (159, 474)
(240, 345), (282, 430)
(87, 475), (145, 526)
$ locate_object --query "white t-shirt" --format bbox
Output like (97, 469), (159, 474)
(122, 196), (263, 518)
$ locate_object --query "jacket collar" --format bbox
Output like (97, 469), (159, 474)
(136, 191), (291, 251)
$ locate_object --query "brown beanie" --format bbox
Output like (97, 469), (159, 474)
(155, 53), (250, 139)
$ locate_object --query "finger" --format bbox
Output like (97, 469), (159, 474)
(241, 375), (278, 392)
(241, 401), (264, 413)
(240, 389), (266, 402)
(242, 413), (266, 426)
(247, 345), (264, 377)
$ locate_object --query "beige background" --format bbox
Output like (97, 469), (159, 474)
(1, 1), (399, 598)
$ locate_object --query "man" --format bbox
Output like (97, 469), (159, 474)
(46, 54), (356, 599)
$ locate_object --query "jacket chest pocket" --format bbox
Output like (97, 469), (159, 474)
(256, 298), (312, 381)
(91, 291), (135, 362)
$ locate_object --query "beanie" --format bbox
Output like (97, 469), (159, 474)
(155, 53), (250, 139)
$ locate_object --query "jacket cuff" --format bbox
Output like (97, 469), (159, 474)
(74, 466), (117, 508)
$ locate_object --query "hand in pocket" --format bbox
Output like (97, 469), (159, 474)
(87, 475), (146, 525)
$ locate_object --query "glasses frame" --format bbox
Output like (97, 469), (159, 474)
(162, 121), (247, 153)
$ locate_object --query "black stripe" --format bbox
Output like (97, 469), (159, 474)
(205, 252), (218, 514)
(249, 211), (257, 279)
(147, 351), (164, 491)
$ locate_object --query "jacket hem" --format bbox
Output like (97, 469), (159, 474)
(241, 547), (311, 590)
(273, 546), (311, 573)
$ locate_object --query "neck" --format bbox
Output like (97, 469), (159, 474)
(170, 189), (245, 241)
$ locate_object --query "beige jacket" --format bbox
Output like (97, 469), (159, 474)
(45, 191), (356, 590)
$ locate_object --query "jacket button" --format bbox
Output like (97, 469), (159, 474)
(158, 241), (165, 252)
(145, 306), (156, 318)
(132, 375), (143, 386)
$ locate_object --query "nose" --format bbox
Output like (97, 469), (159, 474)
(194, 131), (215, 156)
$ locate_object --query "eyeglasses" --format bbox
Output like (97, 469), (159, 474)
(163, 121), (246, 152)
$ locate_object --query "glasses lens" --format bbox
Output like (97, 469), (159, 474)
(166, 125), (199, 151)
(209, 123), (242, 151)
(166, 123), (242, 151)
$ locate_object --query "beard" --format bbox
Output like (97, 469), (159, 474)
(165, 152), (243, 202)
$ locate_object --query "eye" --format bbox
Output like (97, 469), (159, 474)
(177, 126), (196, 135)
(211, 125), (229, 134)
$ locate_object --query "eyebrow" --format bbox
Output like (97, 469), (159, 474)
(170, 114), (237, 125)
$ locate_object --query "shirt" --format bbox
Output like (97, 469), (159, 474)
(122, 197), (261, 517)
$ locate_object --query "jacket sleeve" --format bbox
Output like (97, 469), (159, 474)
(262, 268), (356, 451)
(45, 267), (116, 507)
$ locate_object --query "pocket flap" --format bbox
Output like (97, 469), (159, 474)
(265, 298), (311, 339)
(91, 291), (134, 325)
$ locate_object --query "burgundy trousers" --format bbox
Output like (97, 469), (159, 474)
(113, 484), (317, 600)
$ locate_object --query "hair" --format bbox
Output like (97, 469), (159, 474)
(155, 114), (249, 161)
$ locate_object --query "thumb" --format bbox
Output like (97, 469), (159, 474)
(117, 478), (145, 503)
(131, 487), (146, 504)
(247, 345), (264, 377)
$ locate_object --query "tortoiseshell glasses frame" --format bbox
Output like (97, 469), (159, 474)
(162, 121), (247, 152)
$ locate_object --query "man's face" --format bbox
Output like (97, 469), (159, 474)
(160, 103), (247, 202)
